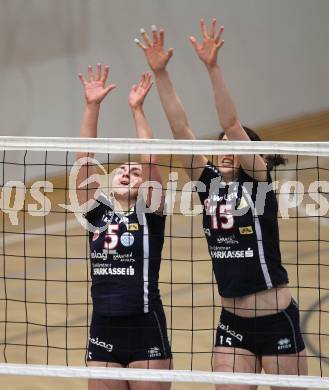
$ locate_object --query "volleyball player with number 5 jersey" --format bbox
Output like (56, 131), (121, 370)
(136, 19), (307, 390)
(77, 65), (171, 390)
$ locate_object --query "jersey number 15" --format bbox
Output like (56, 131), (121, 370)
(211, 204), (234, 230)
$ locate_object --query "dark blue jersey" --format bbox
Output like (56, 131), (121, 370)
(198, 161), (288, 298)
(84, 193), (165, 316)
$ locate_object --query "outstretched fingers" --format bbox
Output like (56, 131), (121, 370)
(199, 18), (225, 45)
(87, 65), (94, 81)
(209, 17), (217, 38)
(144, 72), (153, 92)
(140, 28), (152, 47)
(104, 83), (116, 95)
(134, 38), (147, 51)
(159, 29), (164, 46)
(151, 25), (158, 44)
(79, 64), (111, 85)
(167, 47), (174, 59)
(200, 18), (209, 39)
(134, 26), (173, 72)
(95, 63), (101, 81)
(134, 25), (165, 49)
(139, 72), (152, 90)
(78, 63), (116, 105)
(214, 25), (225, 44)
(189, 35), (199, 51)
(216, 39), (225, 51)
(78, 73), (87, 86)
(101, 65), (110, 83)
(139, 72), (146, 88)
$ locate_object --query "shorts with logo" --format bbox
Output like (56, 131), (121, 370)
(87, 307), (172, 366)
(215, 299), (305, 355)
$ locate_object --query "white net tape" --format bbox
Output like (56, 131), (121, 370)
(0, 136), (328, 155)
(0, 364), (329, 388)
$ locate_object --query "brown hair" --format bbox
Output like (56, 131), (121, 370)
(218, 126), (287, 171)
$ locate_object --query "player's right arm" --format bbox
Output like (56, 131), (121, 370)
(135, 27), (208, 181)
(76, 64), (116, 207)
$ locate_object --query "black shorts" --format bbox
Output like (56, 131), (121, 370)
(215, 299), (305, 355)
(87, 307), (172, 366)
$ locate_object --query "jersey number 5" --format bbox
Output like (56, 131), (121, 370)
(212, 204), (234, 230)
(104, 224), (119, 250)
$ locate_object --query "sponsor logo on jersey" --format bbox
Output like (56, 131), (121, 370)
(217, 236), (239, 244)
(210, 194), (223, 202)
(93, 265), (135, 276)
(127, 223), (139, 231)
(102, 211), (115, 224)
(120, 232), (134, 247)
(209, 192), (238, 203)
(245, 248), (253, 257)
(102, 211), (129, 226)
(148, 346), (162, 358)
(91, 250), (108, 260)
(112, 252), (135, 262)
(89, 337), (113, 352)
(210, 248), (254, 259)
(237, 196), (249, 209)
(239, 226), (254, 235)
(218, 322), (243, 341)
(277, 338), (292, 351)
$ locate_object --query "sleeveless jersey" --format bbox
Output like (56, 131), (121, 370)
(84, 193), (165, 316)
(198, 161), (288, 298)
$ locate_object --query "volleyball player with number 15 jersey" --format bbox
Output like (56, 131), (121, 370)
(77, 65), (171, 390)
(136, 19), (307, 390)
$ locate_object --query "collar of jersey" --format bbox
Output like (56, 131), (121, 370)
(99, 191), (135, 218)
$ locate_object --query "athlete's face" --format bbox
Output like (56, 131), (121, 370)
(217, 135), (240, 180)
(112, 163), (143, 199)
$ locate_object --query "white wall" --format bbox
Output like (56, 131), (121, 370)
(0, 0), (328, 141)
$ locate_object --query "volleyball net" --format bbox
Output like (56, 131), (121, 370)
(0, 136), (329, 388)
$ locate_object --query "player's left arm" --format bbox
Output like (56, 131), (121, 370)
(191, 18), (267, 181)
(129, 72), (165, 212)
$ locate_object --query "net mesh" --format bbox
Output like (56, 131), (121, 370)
(0, 137), (329, 388)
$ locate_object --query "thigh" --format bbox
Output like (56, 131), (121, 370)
(260, 299), (308, 390)
(87, 361), (129, 390)
(129, 359), (172, 390)
(262, 349), (308, 390)
(213, 347), (261, 390)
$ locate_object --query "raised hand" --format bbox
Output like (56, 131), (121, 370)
(128, 72), (153, 109)
(134, 26), (174, 73)
(190, 18), (224, 68)
(78, 64), (116, 105)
